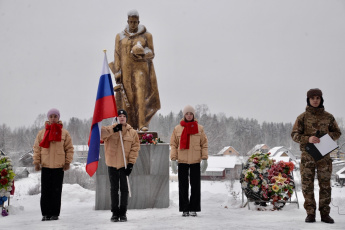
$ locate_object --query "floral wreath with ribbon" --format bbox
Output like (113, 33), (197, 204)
(0, 156), (16, 216)
(240, 151), (295, 209)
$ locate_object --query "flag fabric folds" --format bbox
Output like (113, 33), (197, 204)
(86, 52), (117, 177)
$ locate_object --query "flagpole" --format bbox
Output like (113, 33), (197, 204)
(119, 129), (132, 197)
(105, 49), (131, 197)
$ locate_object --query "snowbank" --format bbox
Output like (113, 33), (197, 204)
(1, 172), (345, 230)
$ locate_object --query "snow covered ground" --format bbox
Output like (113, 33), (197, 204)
(2, 172), (345, 230)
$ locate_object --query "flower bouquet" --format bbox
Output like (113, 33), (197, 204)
(141, 133), (154, 144)
(140, 133), (163, 145)
(0, 156), (15, 216)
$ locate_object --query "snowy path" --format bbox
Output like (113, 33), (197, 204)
(2, 173), (345, 230)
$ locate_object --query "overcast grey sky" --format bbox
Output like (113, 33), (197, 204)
(1, 0), (345, 128)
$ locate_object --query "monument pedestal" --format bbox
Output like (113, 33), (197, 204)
(95, 143), (169, 210)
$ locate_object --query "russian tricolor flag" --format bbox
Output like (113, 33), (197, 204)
(86, 52), (117, 177)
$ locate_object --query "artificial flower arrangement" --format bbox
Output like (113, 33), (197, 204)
(240, 152), (295, 209)
(140, 133), (163, 145)
(0, 156), (15, 216)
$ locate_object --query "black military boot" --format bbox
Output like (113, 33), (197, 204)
(305, 214), (316, 223)
(119, 205), (127, 222)
(321, 215), (334, 224)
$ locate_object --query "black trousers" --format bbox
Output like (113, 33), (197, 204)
(40, 167), (64, 217)
(178, 163), (201, 212)
(108, 167), (129, 215)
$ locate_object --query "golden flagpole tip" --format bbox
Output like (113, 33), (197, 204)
(103, 49), (107, 53)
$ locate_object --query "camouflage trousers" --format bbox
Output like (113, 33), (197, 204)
(300, 151), (332, 216)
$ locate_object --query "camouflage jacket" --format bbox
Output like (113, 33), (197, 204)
(291, 106), (341, 151)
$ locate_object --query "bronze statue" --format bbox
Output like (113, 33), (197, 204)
(109, 10), (161, 131)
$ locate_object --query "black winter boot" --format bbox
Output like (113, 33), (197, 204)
(50, 216), (59, 220)
(119, 205), (127, 222)
(110, 212), (119, 222)
(42, 216), (50, 221)
(182, 212), (189, 217)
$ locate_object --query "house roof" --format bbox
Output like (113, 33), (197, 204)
(215, 146), (230, 155)
(336, 167), (345, 178)
(269, 146), (284, 156)
(207, 167), (225, 172)
(15, 167), (29, 174)
(19, 150), (33, 161)
(207, 156), (243, 169)
(247, 144), (268, 156)
(215, 146), (239, 156)
(268, 146), (297, 162)
(332, 160), (345, 166)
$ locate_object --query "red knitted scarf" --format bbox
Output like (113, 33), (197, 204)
(39, 123), (63, 148)
(179, 120), (199, 149)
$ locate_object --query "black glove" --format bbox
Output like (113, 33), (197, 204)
(125, 163), (134, 176)
(113, 124), (122, 133)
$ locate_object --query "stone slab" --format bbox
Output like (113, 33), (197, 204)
(95, 143), (169, 210)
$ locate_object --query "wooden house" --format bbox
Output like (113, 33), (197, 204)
(201, 156), (244, 180)
(247, 144), (270, 156)
(214, 146), (240, 156)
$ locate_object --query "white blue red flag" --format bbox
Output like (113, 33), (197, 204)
(86, 52), (117, 177)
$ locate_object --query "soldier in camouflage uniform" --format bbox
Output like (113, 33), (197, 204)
(291, 88), (341, 224)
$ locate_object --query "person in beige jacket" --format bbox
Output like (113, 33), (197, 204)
(33, 108), (74, 221)
(101, 109), (140, 222)
(170, 105), (208, 217)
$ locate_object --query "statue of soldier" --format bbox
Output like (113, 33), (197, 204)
(109, 10), (161, 131)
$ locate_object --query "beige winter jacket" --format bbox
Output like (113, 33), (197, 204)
(170, 122), (208, 164)
(101, 123), (140, 169)
(33, 121), (74, 168)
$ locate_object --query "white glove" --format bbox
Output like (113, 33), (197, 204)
(171, 160), (178, 174)
(200, 160), (208, 173)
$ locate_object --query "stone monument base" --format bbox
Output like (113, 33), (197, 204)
(95, 143), (169, 210)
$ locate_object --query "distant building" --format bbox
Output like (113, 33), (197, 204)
(247, 144), (270, 156)
(14, 167), (30, 179)
(214, 146), (240, 156)
(335, 167), (345, 186)
(339, 151), (345, 160)
(18, 150), (34, 167)
(330, 149), (345, 160)
(202, 156), (244, 180)
(0, 149), (6, 156)
(73, 145), (89, 163)
(268, 146), (297, 163)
